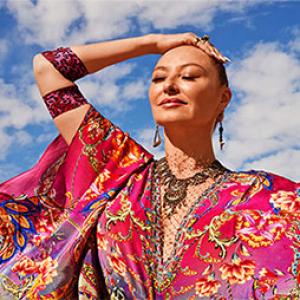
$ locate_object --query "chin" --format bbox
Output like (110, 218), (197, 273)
(156, 116), (191, 127)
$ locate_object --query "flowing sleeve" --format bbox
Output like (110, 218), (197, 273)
(0, 47), (154, 299)
(217, 170), (300, 298)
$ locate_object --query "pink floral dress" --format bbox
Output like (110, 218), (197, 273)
(0, 47), (299, 300)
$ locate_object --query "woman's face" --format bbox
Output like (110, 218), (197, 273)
(148, 45), (231, 131)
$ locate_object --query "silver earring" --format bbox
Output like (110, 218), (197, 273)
(218, 121), (225, 150)
(152, 124), (162, 147)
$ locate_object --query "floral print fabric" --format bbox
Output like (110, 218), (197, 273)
(0, 97), (299, 299)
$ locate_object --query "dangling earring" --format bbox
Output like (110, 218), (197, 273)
(152, 124), (162, 147)
(218, 121), (225, 150)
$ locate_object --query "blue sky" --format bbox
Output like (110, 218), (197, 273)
(0, 0), (299, 182)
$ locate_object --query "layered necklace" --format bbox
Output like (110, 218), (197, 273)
(153, 157), (229, 218)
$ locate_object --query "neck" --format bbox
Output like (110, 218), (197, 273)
(163, 123), (216, 178)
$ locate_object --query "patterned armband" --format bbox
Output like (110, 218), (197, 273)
(41, 47), (89, 82)
(43, 85), (89, 119)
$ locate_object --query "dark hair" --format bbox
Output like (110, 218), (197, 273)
(211, 59), (229, 131)
(212, 59), (229, 87)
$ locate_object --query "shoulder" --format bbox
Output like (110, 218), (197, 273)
(225, 167), (299, 212)
(228, 167), (297, 189)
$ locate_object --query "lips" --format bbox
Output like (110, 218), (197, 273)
(159, 98), (187, 106)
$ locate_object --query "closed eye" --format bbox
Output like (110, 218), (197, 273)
(182, 76), (197, 80)
(151, 77), (165, 82)
(151, 75), (198, 83)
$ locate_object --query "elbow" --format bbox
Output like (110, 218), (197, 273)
(32, 53), (50, 76)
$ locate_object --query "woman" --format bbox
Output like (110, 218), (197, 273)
(0, 33), (299, 299)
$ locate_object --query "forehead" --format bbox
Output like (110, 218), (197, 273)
(154, 45), (213, 71)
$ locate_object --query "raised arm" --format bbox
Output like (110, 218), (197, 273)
(33, 33), (224, 145)
(33, 34), (158, 145)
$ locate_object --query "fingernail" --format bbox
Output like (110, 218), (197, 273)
(223, 56), (231, 63)
(210, 50), (218, 57)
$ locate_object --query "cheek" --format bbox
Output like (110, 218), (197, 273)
(148, 84), (159, 105)
(191, 87), (222, 118)
(148, 85), (157, 113)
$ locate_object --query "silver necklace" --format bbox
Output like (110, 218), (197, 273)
(153, 157), (228, 218)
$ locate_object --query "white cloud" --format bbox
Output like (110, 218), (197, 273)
(6, 0), (81, 46)
(0, 79), (48, 130)
(0, 39), (8, 61)
(0, 162), (22, 183)
(6, 0), (266, 47)
(6, 0), (137, 46)
(36, 132), (56, 144)
(135, 126), (164, 159)
(79, 63), (148, 112)
(13, 130), (33, 146)
(288, 27), (300, 54)
(0, 77), (51, 159)
(67, 1), (138, 45)
(122, 80), (148, 101)
(137, 0), (259, 31)
(0, 129), (13, 160)
(243, 149), (300, 181)
(218, 42), (300, 181)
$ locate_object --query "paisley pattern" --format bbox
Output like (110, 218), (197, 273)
(0, 48), (299, 299)
(0, 194), (39, 264)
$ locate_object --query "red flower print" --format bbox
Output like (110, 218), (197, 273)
(195, 276), (221, 297)
(35, 216), (54, 234)
(11, 255), (58, 297)
(12, 255), (58, 285)
(111, 132), (143, 168)
(37, 256), (58, 285)
(80, 117), (111, 145)
(107, 246), (127, 277)
(235, 210), (286, 248)
(270, 190), (300, 214)
(296, 263), (300, 285)
(256, 268), (284, 295)
(84, 170), (112, 203)
(220, 256), (256, 285)
(96, 232), (108, 251)
(11, 256), (39, 276)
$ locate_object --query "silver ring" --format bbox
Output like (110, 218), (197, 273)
(201, 35), (210, 43)
(194, 35), (210, 45)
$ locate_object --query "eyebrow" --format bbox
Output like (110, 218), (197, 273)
(153, 63), (207, 72)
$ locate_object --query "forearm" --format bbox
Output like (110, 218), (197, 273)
(70, 34), (157, 74)
(35, 34), (157, 85)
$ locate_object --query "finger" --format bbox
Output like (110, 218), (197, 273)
(208, 44), (230, 62)
(203, 43), (228, 63)
(191, 35), (230, 63)
(197, 41), (213, 56)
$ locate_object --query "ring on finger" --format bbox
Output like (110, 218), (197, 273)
(194, 36), (202, 45)
(201, 35), (210, 43)
(194, 35), (210, 46)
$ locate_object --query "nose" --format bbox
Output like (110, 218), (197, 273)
(163, 79), (179, 95)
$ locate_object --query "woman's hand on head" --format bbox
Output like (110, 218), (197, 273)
(148, 32), (228, 63)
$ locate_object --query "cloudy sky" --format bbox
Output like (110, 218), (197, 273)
(0, 0), (299, 182)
